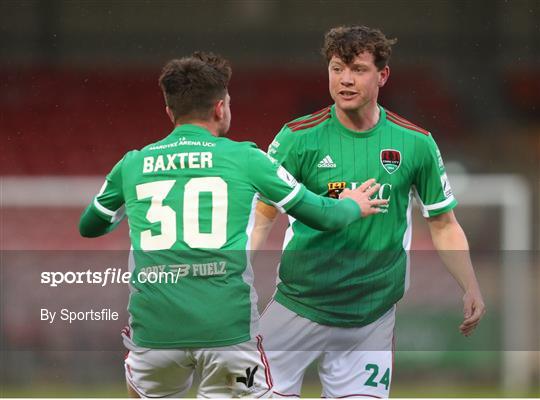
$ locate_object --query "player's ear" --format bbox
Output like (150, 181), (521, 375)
(378, 65), (390, 87)
(215, 99), (225, 121)
(165, 106), (175, 124)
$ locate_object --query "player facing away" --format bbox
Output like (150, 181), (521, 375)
(254, 26), (486, 398)
(78, 52), (388, 398)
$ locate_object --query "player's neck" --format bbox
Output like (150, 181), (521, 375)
(174, 119), (219, 136)
(335, 102), (380, 132)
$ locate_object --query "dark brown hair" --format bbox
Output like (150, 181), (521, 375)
(158, 51), (232, 121)
(322, 26), (397, 70)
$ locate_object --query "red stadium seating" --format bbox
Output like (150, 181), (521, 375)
(1, 67), (458, 175)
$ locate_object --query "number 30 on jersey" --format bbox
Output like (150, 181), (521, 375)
(135, 177), (227, 250)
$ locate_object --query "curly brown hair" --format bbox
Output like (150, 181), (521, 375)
(322, 26), (397, 70)
(158, 52), (232, 121)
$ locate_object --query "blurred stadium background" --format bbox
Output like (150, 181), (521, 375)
(1, 0), (539, 397)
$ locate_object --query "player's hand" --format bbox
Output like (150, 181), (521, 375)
(460, 286), (485, 336)
(339, 178), (388, 217)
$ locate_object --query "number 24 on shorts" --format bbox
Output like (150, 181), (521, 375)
(364, 364), (391, 390)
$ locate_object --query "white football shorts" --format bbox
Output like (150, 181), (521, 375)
(123, 328), (273, 398)
(260, 300), (395, 398)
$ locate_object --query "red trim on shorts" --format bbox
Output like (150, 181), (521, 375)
(392, 333), (396, 371)
(121, 325), (131, 337)
(122, 325), (131, 360)
(273, 390), (300, 397)
(256, 334), (274, 389)
(126, 362), (133, 378)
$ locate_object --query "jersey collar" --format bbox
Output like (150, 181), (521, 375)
(169, 124), (215, 137)
(330, 104), (387, 138)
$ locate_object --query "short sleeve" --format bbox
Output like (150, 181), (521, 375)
(414, 134), (458, 217)
(247, 147), (306, 213)
(92, 156), (126, 222)
(267, 125), (300, 179)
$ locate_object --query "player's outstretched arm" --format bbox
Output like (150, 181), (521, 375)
(427, 210), (486, 336)
(285, 178), (388, 231)
(79, 204), (125, 237)
(79, 157), (126, 238)
(251, 178), (388, 250)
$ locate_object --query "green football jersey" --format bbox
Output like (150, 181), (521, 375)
(90, 124), (307, 348)
(267, 105), (457, 327)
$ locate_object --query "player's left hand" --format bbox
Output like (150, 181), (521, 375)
(460, 286), (485, 336)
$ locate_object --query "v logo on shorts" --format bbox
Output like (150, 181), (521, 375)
(236, 365), (258, 388)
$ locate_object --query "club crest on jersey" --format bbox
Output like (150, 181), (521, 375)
(380, 149), (401, 174)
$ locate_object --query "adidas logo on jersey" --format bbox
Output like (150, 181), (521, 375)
(317, 155), (336, 168)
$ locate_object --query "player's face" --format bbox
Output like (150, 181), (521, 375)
(216, 93), (232, 137)
(328, 52), (389, 112)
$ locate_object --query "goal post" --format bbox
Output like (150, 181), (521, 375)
(450, 174), (535, 393)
